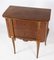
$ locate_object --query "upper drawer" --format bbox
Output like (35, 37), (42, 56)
(13, 19), (38, 38)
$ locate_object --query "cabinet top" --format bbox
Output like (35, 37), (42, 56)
(3, 6), (51, 21)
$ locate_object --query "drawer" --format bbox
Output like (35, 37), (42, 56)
(13, 19), (38, 39)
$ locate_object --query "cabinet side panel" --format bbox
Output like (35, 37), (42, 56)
(36, 22), (48, 42)
(5, 18), (15, 38)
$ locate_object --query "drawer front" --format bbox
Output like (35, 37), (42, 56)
(5, 18), (49, 42)
(13, 19), (38, 39)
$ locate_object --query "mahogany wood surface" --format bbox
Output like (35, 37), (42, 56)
(3, 6), (51, 21)
(3, 6), (51, 58)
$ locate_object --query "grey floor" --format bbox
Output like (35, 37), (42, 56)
(0, 0), (54, 60)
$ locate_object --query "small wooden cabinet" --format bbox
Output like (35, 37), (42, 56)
(3, 6), (51, 58)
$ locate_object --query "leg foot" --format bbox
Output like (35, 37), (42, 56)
(37, 40), (40, 58)
(11, 36), (16, 54)
(45, 40), (46, 46)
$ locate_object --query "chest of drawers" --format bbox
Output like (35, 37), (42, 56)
(3, 6), (51, 58)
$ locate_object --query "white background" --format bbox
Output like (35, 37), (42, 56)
(0, 0), (54, 60)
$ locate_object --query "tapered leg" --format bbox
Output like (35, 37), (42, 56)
(37, 40), (40, 58)
(44, 32), (47, 46)
(45, 39), (46, 45)
(11, 36), (16, 54)
(45, 24), (49, 46)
